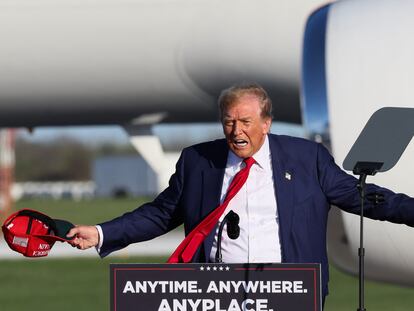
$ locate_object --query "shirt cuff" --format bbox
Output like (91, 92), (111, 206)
(95, 225), (104, 254)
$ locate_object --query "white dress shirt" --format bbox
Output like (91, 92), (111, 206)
(209, 135), (282, 263)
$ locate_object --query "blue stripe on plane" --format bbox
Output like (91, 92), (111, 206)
(301, 4), (331, 137)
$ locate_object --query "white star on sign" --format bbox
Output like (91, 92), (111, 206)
(206, 266), (211, 271)
(219, 266), (224, 271)
(225, 266), (230, 271)
(200, 266), (204, 271)
(213, 266), (217, 271)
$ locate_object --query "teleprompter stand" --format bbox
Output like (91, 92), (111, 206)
(343, 107), (414, 311)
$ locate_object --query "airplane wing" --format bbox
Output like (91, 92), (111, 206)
(0, 0), (324, 127)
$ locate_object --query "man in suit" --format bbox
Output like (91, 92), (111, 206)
(68, 83), (414, 301)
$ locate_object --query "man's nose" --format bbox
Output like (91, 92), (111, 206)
(232, 122), (242, 135)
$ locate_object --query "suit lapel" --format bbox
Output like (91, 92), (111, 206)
(201, 169), (225, 217)
(200, 140), (228, 261)
(269, 135), (295, 262)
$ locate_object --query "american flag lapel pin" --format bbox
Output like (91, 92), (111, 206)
(285, 172), (292, 181)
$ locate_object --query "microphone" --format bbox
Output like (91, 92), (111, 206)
(226, 210), (240, 239)
(215, 210), (240, 263)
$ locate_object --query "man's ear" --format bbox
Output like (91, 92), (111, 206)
(263, 117), (272, 134)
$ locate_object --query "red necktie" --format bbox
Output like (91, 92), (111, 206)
(167, 157), (255, 263)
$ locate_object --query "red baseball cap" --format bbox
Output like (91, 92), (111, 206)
(2, 209), (74, 258)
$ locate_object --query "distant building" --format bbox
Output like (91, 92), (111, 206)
(12, 181), (95, 201)
(92, 155), (157, 198)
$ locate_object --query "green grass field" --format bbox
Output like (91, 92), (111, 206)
(11, 197), (150, 225)
(1, 199), (413, 310)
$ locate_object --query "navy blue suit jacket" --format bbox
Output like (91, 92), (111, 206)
(99, 134), (414, 297)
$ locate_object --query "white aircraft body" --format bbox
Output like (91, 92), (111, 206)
(0, 0), (326, 126)
(303, 0), (414, 286)
(1, 0), (414, 287)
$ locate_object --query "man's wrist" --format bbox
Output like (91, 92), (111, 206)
(95, 225), (104, 252)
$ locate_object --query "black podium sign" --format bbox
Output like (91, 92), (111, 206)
(110, 263), (321, 311)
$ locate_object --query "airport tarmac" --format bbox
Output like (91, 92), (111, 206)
(0, 228), (184, 259)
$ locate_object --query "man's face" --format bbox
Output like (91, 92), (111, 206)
(222, 95), (271, 158)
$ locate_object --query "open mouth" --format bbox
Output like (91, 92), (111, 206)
(233, 139), (248, 147)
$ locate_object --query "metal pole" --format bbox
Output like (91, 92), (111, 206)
(357, 173), (367, 311)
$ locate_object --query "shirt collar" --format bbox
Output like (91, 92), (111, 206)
(227, 135), (271, 171)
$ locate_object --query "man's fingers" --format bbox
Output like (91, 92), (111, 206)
(65, 225), (98, 250)
(69, 236), (86, 249)
(67, 227), (85, 248)
(68, 236), (80, 247)
(66, 226), (80, 238)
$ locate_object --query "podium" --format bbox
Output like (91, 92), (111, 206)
(110, 263), (322, 311)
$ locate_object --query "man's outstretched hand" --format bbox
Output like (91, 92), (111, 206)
(67, 225), (99, 250)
